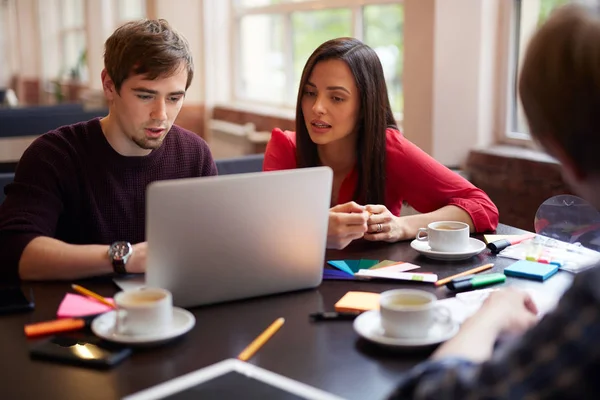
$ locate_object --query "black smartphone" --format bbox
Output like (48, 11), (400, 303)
(30, 335), (132, 369)
(0, 286), (34, 314)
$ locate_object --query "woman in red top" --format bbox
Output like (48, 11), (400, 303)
(264, 37), (498, 250)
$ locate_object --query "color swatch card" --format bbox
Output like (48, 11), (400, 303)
(56, 293), (115, 318)
(503, 260), (559, 281)
(334, 291), (380, 312)
(354, 263), (433, 282)
(326, 259), (415, 277)
(322, 269), (356, 281)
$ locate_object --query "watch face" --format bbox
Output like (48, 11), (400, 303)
(111, 242), (131, 261)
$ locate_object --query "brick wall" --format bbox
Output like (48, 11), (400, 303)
(466, 147), (572, 231)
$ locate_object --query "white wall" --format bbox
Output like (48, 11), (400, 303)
(153, 0), (204, 104)
(431, 0), (500, 166)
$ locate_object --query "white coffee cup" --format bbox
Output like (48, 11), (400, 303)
(379, 289), (450, 338)
(415, 221), (469, 252)
(113, 287), (173, 336)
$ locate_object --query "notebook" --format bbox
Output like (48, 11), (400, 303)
(503, 260), (559, 281)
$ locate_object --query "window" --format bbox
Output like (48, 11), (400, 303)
(59, 0), (87, 83)
(508, 0), (569, 139)
(232, 0), (404, 114)
(116, 0), (146, 23)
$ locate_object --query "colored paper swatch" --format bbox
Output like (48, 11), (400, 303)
(57, 293), (115, 318)
(323, 269), (356, 281)
(357, 259), (379, 271)
(344, 260), (361, 273)
(327, 260), (354, 276)
(369, 260), (400, 270)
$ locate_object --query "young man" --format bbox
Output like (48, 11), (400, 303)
(0, 19), (216, 281)
(392, 3), (600, 398)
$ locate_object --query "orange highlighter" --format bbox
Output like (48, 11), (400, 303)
(24, 314), (99, 338)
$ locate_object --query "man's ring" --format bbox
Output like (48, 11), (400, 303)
(377, 223), (383, 233)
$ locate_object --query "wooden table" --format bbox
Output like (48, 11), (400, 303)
(0, 224), (574, 399)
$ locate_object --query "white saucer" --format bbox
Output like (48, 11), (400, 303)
(91, 307), (195, 346)
(353, 310), (459, 348)
(410, 237), (487, 261)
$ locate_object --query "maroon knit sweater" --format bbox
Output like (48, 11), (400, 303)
(0, 118), (217, 281)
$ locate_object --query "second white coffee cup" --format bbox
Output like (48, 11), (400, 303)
(379, 289), (449, 339)
(114, 287), (173, 336)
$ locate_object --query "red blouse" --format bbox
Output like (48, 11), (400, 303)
(263, 128), (499, 232)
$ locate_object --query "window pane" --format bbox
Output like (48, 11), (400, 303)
(511, 0), (569, 136)
(118, 0), (146, 21)
(63, 31), (88, 82)
(237, 0), (282, 7)
(238, 14), (286, 103)
(61, 0), (84, 28)
(292, 9), (352, 94)
(364, 4), (404, 114)
(237, 0), (309, 7)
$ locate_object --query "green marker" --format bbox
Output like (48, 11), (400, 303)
(446, 273), (506, 292)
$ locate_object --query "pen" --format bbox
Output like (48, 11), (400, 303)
(446, 273), (506, 292)
(237, 317), (285, 362)
(71, 284), (116, 309)
(24, 314), (101, 338)
(309, 311), (360, 321)
(487, 233), (536, 253)
(435, 263), (494, 287)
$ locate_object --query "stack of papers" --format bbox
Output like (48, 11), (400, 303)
(497, 234), (600, 273)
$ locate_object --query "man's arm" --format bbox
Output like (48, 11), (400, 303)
(390, 273), (599, 399)
(19, 237), (147, 280)
(432, 288), (539, 362)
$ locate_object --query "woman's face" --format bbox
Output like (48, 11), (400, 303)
(301, 59), (360, 146)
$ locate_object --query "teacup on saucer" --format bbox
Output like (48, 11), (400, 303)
(91, 307), (195, 346)
(353, 310), (459, 348)
(410, 238), (487, 261)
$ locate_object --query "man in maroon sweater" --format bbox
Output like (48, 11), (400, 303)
(0, 19), (217, 282)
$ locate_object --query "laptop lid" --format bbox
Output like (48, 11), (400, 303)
(145, 167), (332, 308)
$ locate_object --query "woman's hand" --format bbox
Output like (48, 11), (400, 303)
(327, 202), (369, 250)
(363, 204), (408, 242)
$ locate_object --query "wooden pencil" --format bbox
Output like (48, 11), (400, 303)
(435, 263), (494, 287)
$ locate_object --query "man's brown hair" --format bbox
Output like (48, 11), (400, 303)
(104, 19), (194, 93)
(519, 3), (600, 173)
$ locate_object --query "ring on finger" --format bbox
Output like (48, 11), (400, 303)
(377, 223), (383, 233)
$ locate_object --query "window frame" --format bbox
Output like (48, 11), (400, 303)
(58, 0), (87, 83)
(229, 0), (404, 118)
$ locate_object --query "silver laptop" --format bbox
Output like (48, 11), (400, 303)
(144, 167), (332, 308)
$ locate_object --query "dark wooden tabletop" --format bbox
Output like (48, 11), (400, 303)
(0, 224), (574, 400)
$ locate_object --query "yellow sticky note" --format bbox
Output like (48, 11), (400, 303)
(334, 291), (380, 313)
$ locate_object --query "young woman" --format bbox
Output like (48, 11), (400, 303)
(264, 37), (498, 249)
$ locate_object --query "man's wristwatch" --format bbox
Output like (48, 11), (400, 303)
(108, 241), (133, 275)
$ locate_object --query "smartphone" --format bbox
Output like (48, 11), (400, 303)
(0, 286), (34, 314)
(30, 335), (132, 369)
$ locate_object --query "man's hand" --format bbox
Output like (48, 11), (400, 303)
(126, 242), (148, 274)
(476, 288), (539, 335)
(327, 202), (369, 250)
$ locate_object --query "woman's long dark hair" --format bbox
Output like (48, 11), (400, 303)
(295, 37), (396, 205)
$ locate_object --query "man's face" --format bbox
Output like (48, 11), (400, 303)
(103, 65), (188, 154)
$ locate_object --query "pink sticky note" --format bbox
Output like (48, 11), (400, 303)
(56, 293), (115, 318)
